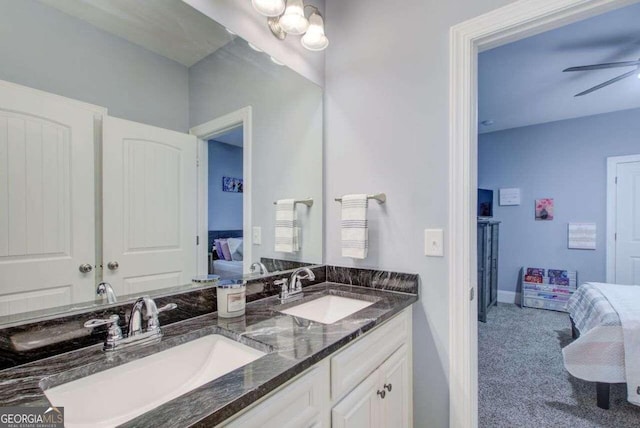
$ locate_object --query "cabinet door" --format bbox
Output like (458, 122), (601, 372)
(0, 81), (97, 315)
(380, 344), (411, 428)
(102, 116), (197, 295)
(332, 369), (381, 428)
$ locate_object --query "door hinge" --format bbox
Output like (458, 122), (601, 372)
(615, 233), (617, 241)
(196, 235), (200, 245)
(196, 159), (200, 167)
(470, 287), (475, 301)
(615, 176), (618, 184)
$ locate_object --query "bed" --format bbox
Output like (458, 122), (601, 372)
(208, 230), (243, 278)
(563, 282), (636, 409)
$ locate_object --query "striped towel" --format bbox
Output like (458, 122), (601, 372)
(341, 194), (368, 259)
(275, 199), (299, 253)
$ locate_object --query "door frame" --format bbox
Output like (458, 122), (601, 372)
(606, 154), (640, 282)
(448, 0), (636, 426)
(190, 106), (253, 276)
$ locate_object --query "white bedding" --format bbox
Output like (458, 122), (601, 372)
(592, 282), (640, 405)
(564, 282), (640, 406)
(213, 259), (243, 278)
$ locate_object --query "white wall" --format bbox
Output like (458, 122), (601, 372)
(183, 0), (325, 87)
(323, 0), (517, 426)
(479, 108), (640, 294)
(190, 39), (323, 265)
(0, 0), (189, 132)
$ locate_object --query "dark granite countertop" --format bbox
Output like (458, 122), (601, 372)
(0, 282), (417, 427)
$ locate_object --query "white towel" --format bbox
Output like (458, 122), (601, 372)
(590, 283), (640, 406)
(341, 194), (368, 259)
(275, 199), (299, 253)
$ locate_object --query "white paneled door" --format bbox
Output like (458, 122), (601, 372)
(615, 159), (640, 285)
(0, 82), (97, 316)
(102, 116), (197, 296)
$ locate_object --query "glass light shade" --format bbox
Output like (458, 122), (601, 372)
(279, 0), (309, 35)
(252, 0), (286, 17)
(301, 12), (328, 51)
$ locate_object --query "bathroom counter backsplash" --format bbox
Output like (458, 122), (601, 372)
(0, 278), (418, 427)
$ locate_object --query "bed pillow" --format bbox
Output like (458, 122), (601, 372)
(227, 238), (243, 261)
(220, 240), (233, 261)
(214, 239), (224, 260)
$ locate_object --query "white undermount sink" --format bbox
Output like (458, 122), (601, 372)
(279, 295), (375, 324)
(44, 334), (265, 428)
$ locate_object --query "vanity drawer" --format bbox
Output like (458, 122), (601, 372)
(221, 361), (330, 428)
(330, 308), (409, 401)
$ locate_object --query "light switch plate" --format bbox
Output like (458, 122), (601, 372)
(252, 226), (261, 245)
(425, 229), (444, 257)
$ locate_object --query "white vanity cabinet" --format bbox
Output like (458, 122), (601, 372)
(332, 345), (410, 428)
(220, 307), (413, 428)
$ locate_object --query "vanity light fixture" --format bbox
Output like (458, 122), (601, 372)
(252, 0), (286, 17)
(252, 0), (329, 51)
(279, 0), (308, 35)
(301, 9), (328, 51)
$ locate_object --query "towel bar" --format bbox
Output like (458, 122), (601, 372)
(273, 198), (314, 207)
(334, 193), (386, 204)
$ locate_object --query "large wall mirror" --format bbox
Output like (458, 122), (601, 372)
(0, 0), (323, 322)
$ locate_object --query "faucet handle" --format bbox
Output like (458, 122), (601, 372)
(147, 302), (177, 332)
(274, 278), (289, 301)
(157, 303), (177, 313)
(274, 278), (288, 289)
(84, 314), (120, 328)
(84, 314), (123, 350)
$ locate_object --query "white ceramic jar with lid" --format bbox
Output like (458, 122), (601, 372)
(216, 279), (246, 318)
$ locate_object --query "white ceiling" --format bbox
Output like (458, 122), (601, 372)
(479, 2), (640, 134)
(39, 0), (233, 67)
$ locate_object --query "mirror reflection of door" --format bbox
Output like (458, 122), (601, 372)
(0, 83), (99, 316)
(206, 126), (245, 280)
(102, 116), (198, 296)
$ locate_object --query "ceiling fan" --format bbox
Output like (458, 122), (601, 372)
(563, 59), (640, 96)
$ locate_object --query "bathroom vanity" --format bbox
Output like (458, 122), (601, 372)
(222, 304), (413, 428)
(0, 268), (418, 427)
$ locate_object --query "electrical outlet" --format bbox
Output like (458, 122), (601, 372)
(425, 229), (444, 257)
(252, 226), (261, 245)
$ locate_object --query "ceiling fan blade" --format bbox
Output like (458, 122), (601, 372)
(575, 68), (638, 97)
(563, 60), (640, 72)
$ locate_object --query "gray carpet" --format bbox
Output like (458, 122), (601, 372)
(479, 303), (640, 427)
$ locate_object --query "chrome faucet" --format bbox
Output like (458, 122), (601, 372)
(290, 267), (316, 291)
(97, 281), (117, 304)
(250, 262), (269, 275)
(84, 296), (176, 351)
(275, 267), (316, 303)
(128, 296), (170, 336)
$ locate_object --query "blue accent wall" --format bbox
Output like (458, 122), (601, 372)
(479, 108), (640, 294)
(208, 140), (243, 231)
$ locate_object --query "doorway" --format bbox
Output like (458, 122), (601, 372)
(190, 106), (253, 278)
(206, 126), (244, 279)
(448, 0), (637, 426)
(607, 154), (640, 284)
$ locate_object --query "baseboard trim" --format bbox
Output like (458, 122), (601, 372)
(497, 290), (520, 305)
